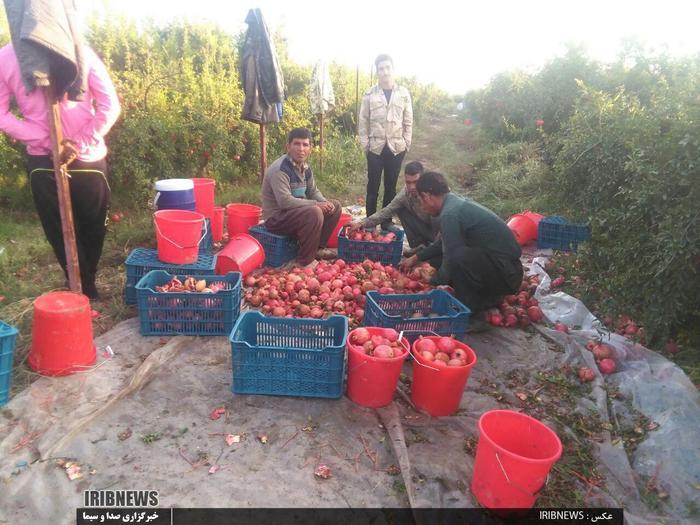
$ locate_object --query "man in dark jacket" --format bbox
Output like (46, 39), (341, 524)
(401, 172), (523, 315)
(261, 128), (341, 266)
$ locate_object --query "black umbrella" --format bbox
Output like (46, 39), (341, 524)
(240, 8), (285, 179)
(3, 0), (86, 292)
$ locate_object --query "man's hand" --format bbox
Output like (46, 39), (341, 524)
(317, 201), (335, 216)
(399, 254), (418, 273)
(346, 220), (363, 234)
(59, 139), (79, 166)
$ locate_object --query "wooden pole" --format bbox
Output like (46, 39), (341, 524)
(43, 87), (82, 293)
(259, 123), (267, 181)
(355, 65), (360, 134)
(318, 112), (324, 176)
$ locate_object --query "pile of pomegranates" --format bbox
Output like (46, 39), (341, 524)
(413, 335), (471, 368)
(485, 274), (544, 328)
(577, 339), (618, 381)
(345, 229), (397, 243)
(243, 259), (434, 327)
(348, 327), (407, 358)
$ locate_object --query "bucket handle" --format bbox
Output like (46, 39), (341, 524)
(154, 217), (207, 250)
(495, 451), (550, 498)
(404, 330), (444, 372)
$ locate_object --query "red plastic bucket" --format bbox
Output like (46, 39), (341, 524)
(471, 410), (562, 509)
(226, 203), (262, 236)
(346, 327), (409, 408)
(522, 210), (544, 230)
(212, 206), (225, 242)
(191, 178), (215, 220)
(410, 337), (477, 416)
(154, 209), (206, 265)
(507, 213), (537, 245)
(215, 234), (265, 277)
(28, 291), (95, 376)
(327, 212), (352, 248)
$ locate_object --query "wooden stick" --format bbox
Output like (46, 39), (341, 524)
(43, 86), (81, 293)
(280, 430), (299, 449)
(259, 123), (267, 181)
(318, 112), (324, 176)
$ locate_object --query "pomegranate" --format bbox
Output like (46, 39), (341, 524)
(578, 367), (595, 382)
(551, 276), (565, 288)
(351, 328), (370, 345)
(434, 352), (450, 363)
(383, 329), (399, 342)
(489, 313), (504, 326)
(436, 336), (456, 354)
(597, 358), (617, 375)
(373, 345), (394, 358)
(553, 322), (569, 333)
(504, 314), (518, 327)
(452, 348), (468, 362)
(421, 351), (435, 361)
(664, 339), (679, 355)
(527, 306), (543, 322)
(414, 338), (437, 355)
(591, 343), (612, 361)
(447, 359), (466, 367)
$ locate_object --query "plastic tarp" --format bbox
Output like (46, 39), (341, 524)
(1, 255), (698, 524)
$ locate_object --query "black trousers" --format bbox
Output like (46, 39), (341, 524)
(366, 146), (406, 218)
(27, 155), (110, 293)
(397, 208), (437, 248)
(446, 246), (523, 314)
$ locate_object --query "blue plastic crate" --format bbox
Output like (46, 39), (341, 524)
(229, 311), (348, 399)
(200, 218), (213, 255)
(124, 247), (217, 305)
(363, 289), (471, 342)
(135, 270), (241, 336)
(247, 224), (299, 267)
(537, 215), (590, 252)
(337, 225), (404, 266)
(0, 321), (18, 407)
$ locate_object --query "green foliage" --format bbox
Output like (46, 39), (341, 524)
(469, 141), (550, 218)
(546, 79), (700, 345)
(461, 44), (700, 348)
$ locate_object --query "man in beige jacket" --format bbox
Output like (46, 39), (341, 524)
(358, 54), (413, 229)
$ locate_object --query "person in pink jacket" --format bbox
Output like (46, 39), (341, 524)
(0, 43), (121, 299)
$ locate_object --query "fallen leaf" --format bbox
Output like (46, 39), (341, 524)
(314, 464), (331, 479)
(516, 392), (528, 401)
(208, 465), (221, 474)
(65, 463), (83, 481)
(225, 434), (240, 446)
(117, 428), (132, 441)
(646, 421), (659, 431)
(386, 465), (401, 476)
(210, 407), (226, 420)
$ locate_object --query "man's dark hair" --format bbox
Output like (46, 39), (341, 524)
(404, 161), (424, 176)
(287, 128), (312, 143)
(374, 54), (393, 67)
(416, 172), (450, 195)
